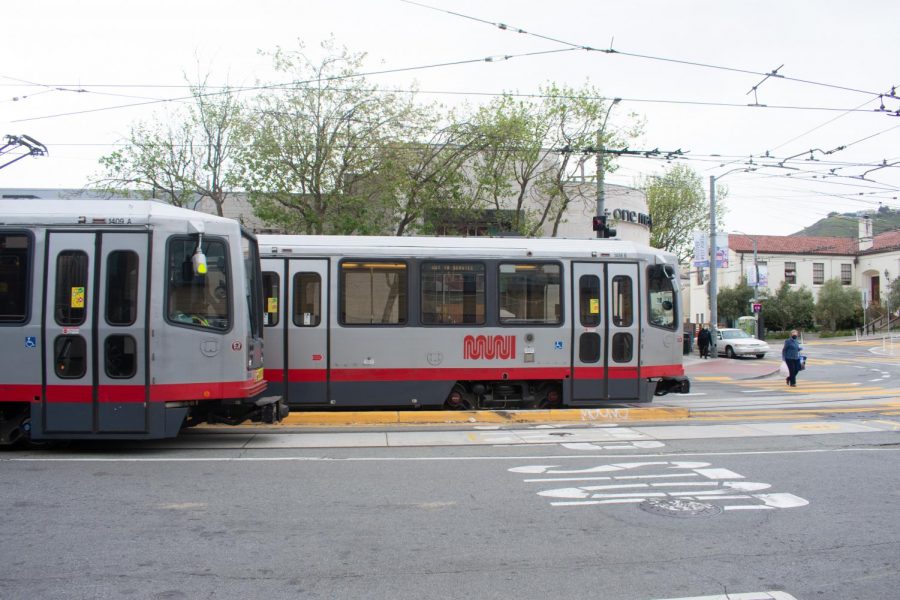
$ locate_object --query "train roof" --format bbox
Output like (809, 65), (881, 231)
(0, 198), (236, 231)
(258, 234), (676, 263)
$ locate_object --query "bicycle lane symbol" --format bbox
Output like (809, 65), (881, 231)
(509, 461), (808, 514)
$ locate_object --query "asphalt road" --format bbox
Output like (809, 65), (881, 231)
(3, 418), (899, 600)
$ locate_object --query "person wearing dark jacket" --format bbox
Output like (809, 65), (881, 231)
(782, 329), (802, 387)
(697, 326), (712, 359)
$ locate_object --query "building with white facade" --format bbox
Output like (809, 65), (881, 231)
(688, 217), (900, 328)
(1, 182), (654, 244)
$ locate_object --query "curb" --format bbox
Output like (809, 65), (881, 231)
(279, 406), (690, 427)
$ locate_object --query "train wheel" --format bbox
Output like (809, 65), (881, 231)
(444, 385), (473, 410)
(537, 387), (562, 409)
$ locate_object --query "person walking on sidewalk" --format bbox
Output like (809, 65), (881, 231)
(697, 325), (712, 359)
(782, 329), (802, 387)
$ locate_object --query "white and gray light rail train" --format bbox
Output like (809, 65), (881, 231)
(257, 234), (689, 410)
(0, 200), (285, 445)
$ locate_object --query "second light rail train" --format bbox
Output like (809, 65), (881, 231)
(257, 235), (690, 410)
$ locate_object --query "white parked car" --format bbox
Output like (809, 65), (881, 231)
(716, 328), (770, 359)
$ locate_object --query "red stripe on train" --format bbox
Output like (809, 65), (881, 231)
(20, 380), (265, 403)
(279, 365), (684, 383)
(0, 384), (42, 402)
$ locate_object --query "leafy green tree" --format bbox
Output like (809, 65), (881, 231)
(887, 277), (900, 315)
(372, 111), (484, 236)
(815, 279), (862, 331)
(762, 281), (815, 331)
(467, 85), (641, 237)
(643, 164), (727, 263)
(236, 39), (417, 234)
(96, 76), (243, 216)
(716, 278), (754, 326)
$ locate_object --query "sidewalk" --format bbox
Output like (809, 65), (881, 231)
(683, 353), (780, 380)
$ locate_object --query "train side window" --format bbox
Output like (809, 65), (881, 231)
(498, 263), (562, 325)
(421, 262), (485, 325)
(647, 265), (677, 330)
(263, 271), (280, 327)
(292, 272), (321, 327)
(55, 250), (89, 326)
(166, 237), (231, 331)
(0, 233), (30, 323)
(612, 332), (633, 362)
(54, 335), (87, 378)
(105, 335), (137, 378)
(106, 251), (138, 326)
(340, 261), (407, 325)
(611, 275), (633, 327)
(579, 275), (601, 327)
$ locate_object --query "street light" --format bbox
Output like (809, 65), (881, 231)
(595, 97), (621, 238)
(708, 166), (754, 357)
(885, 269), (891, 335)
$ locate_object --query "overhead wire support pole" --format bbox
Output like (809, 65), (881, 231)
(596, 98), (621, 238)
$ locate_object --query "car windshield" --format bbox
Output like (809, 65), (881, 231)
(722, 330), (751, 339)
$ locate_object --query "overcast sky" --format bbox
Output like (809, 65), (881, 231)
(4, 0), (899, 235)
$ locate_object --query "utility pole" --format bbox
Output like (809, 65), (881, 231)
(595, 98), (620, 238)
(709, 175), (719, 357)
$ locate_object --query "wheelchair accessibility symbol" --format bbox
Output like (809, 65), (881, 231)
(554, 341), (564, 350)
(25, 336), (36, 349)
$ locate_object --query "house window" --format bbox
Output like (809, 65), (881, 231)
(813, 263), (824, 285)
(841, 264), (851, 285)
(784, 262), (796, 285)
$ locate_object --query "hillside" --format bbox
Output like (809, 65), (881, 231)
(794, 207), (900, 237)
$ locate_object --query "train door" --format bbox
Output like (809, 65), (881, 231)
(42, 231), (149, 434)
(571, 262), (640, 402)
(606, 263), (640, 400)
(285, 259), (329, 405)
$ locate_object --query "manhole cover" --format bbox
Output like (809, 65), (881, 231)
(639, 498), (723, 518)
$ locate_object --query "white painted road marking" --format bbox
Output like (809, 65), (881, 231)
(654, 592), (798, 600)
(513, 460), (809, 511)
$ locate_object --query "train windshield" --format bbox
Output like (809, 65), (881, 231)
(647, 265), (677, 330)
(166, 237), (231, 331)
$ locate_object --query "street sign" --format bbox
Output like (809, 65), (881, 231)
(752, 303), (762, 313)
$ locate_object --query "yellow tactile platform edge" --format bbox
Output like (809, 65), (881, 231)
(278, 406), (689, 426)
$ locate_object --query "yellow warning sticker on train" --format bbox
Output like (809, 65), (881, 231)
(267, 297), (278, 313)
(71, 286), (85, 308)
(590, 298), (599, 314)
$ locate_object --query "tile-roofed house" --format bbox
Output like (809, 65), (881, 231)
(688, 217), (900, 329)
(728, 234), (857, 255)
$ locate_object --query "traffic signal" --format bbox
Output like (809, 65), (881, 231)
(592, 215), (616, 238)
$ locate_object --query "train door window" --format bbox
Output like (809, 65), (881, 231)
(579, 332), (601, 363)
(105, 335), (137, 378)
(579, 275), (601, 327)
(263, 271), (280, 327)
(647, 265), (677, 330)
(611, 275), (633, 327)
(106, 251), (138, 326)
(498, 263), (562, 325)
(55, 250), (89, 326)
(292, 272), (321, 327)
(166, 237), (231, 331)
(0, 233), (30, 323)
(421, 262), (485, 325)
(612, 332), (633, 363)
(340, 261), (407, 325)
(54, 335), (87, 378)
